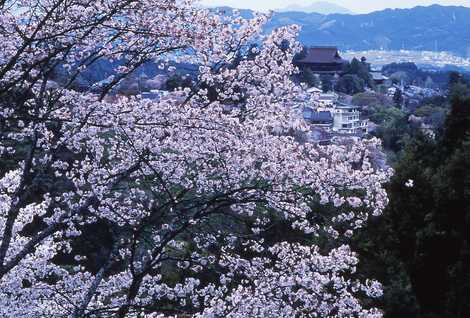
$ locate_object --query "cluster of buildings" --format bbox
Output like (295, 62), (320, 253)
(342, 50), (470, 72)
(296, 46), (445, 144)
(302, 87), (370, 144)
(297, 47), (371, 144)
(127, 46), (444, 146)
(387, 84), (441, 110)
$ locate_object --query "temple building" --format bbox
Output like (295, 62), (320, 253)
(296, 47), (347, 74)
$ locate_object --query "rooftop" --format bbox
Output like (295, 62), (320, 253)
(307, 86), (322, 94)
(335, 102), (360, 109)
(297, 47), (346, 65)
(304, 109), (334, 123)
(370, 72), (389, 81)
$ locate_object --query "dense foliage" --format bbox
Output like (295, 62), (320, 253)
(357, 91), (470, 318)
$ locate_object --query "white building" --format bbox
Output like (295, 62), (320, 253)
(306, 86), (322, 99)
(317, 92), (338, 108)
(332, 104), (369, 134)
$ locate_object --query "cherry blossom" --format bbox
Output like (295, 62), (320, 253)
(0, 1), (392, 316)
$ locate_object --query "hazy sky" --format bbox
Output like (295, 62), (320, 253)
(200, 0), (470, 14)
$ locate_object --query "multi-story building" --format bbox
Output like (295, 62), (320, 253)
(332, 103), (369, 134)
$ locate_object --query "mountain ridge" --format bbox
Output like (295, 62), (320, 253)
(219, 4), (470, 57)
(277, 1), (354, 15)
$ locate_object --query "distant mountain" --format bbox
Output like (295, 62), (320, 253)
(278, 1), (353, 15)
(264, 5), (470, 57)
(165, 5), (470, 58)
(213, 5), (470, 57)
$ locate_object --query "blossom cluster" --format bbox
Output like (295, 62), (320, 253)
(0, 1), (391, 317)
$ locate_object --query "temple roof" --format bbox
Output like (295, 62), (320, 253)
(297, 47), (345, 64)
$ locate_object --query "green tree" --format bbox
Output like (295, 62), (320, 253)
(372, 109), (410, 153)
(450, 82), (470, 98)
(393, 89), (404, 108)
(336, 74), (365, 95)
(300, 68), (319, 87)
(320, 74), (333, 92)
(449, 71), (464, 87)
(448, 71), (470, 98)
(380, 96), (470, 318)
(346, 57), (374, 88)
(352, 91), (393, 108)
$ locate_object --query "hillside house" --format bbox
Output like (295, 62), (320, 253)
(332, 103), (369, 134)
(306, 86), (322, 100)
(317, 92), (339, 108)
(370, 72), (390, 86)
(303, 108), (334, 129)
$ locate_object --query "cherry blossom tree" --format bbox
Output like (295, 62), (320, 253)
(0, 1), (391, 316)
